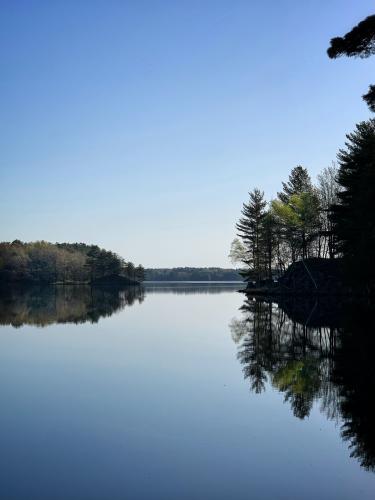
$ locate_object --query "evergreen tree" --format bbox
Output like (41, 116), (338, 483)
(236, 189), (267, 283)
(331, 119), (375, 288)
(277, 165), (313, 203)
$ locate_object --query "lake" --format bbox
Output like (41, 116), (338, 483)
(0, 284), (374, 499)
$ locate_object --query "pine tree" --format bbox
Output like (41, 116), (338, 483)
(331, 119), (375, 288)
(236, 189), (267, 284)
(277, 165), (313, 203)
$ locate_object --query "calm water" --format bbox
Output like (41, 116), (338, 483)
(0, 284), (374, 500)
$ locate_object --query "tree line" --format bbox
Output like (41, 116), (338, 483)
(0, 241), (145, 284)
(145, 267), (242, 281)
(231, 13), (375, 291)
(230, 163), (340, 282)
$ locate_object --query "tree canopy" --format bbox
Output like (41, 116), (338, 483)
(233, 164), (336, 284)
(327, 15), (375, 59)
(0, 241), (144, 284)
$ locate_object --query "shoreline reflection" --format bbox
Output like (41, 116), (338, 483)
(0, 283), (244, 328)
(230, 295), (375, 471)
(0, 285), (145, 328)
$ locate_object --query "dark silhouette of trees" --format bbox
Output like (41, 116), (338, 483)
(135, 265), (145, 282)
(333, 304), (375, 471)
(331, 119), (375, 290)
(230, 295), (375, 470)
(327, 14), (375, 111)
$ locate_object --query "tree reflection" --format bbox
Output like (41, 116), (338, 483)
(230, 295), (375, 470)
(0, 285), (145, 327)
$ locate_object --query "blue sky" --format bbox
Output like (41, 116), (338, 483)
(1, 0), (374, 267)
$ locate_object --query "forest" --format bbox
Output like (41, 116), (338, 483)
(231, 15), (375, 293)
(0, 241), (145, 285)
(145, 267), (241, 281)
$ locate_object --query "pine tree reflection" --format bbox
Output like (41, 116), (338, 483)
(230, 295), (375, 470)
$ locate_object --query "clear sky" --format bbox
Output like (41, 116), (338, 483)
(1, 0), (374, 267)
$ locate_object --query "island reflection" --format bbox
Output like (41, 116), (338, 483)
(230, 295), (375, 471)
(144, 282), (245, 294)
(0, 285), (145, 328)
(0, 283), (243, 328)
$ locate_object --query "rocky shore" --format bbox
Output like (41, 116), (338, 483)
(244, 258), (352, 296)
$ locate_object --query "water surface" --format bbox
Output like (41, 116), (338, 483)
(0, 284), (374, 499)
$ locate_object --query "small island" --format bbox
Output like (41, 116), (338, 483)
(0, 241), (145, 286)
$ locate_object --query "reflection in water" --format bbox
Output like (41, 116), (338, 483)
(144, 282), (245, 294)
(0, 285), (145, 327)
(0, 283), (243, 327)
(230, 295), (375, 471)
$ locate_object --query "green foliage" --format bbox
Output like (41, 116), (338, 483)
(272, 360), (321, 419)
(0, 241), (143, 284)
(228, 238), (247, 266)
(273, 192), (321, 259)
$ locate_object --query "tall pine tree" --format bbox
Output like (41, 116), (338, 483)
(331, 119), (375, 288)
(236, 189), (267, 284)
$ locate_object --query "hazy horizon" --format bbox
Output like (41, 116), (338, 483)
(1, 1), (374, 267)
